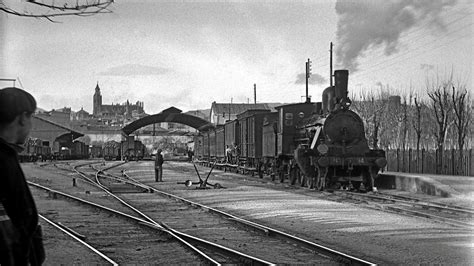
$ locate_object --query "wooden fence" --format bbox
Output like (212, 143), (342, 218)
(386, 149), (473, 176)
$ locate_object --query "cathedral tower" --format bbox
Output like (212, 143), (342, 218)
(93, 82), (102, 116)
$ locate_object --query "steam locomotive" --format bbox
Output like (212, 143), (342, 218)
(293, 70), (387, 191)
(194, 69), (387, 191)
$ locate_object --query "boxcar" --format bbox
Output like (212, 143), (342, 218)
(103, 140), (121, 160)
(193, 134), (204, 160)
(19, 138), (51, 162)
(262, 112), (279, 159)
(215, 126), (225, 162)
(209, 128), (217, 160)
(90, 145), (102, 158)
(237, 110), (270, 167)
(121, 139), (146, 160)
(224, 119), (240, 149)
(237, 109), (271, 168)
(71, 141), (88, 159)
(202, 131), (210, 161)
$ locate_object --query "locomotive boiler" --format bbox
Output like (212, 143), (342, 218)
(294, 70), (387, 191)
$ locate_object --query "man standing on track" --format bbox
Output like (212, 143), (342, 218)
(0, 87), (45, 265)
(155, 149), (164, 182)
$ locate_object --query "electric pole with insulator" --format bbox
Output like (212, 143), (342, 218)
(330, 42), (333, 87)
(305, 58), (312, 103)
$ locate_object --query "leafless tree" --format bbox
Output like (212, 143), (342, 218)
(351, 87), (389, 149)
(413, 97), (424, 152)
(451, 83), (472, 174)
(0, 0), (114, 22)
(426, 73), (453, 174)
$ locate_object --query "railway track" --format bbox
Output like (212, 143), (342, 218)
(191, 160), (473, 229)
(324, 190), (474, 229)
(30, 183), (205, 265)
(96, 163), (374, 265)
(30, 161), (375, 265)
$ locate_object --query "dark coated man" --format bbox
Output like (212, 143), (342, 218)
(155, 149), (164, 182)
(0, 87), (45, 265)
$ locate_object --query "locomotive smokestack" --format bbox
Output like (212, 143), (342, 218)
(334, 70), (349, 103)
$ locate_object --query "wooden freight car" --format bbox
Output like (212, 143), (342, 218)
(90, 145), (102, 158)
(209, 128), (217, 161)
(121, 139), (146, 161)
(202, 131), (210, 161)
(193, 134), (204, 160)
(103, 140), (121, 160)
(224, 119), (240, 152)
(237, 109), (271, 168)
(215, 126), (225, 162)
(71, 140), (89, 159)
(262, 112), (279, 158)
(19, 137), (51, 162)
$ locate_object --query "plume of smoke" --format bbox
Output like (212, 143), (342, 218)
(295, 72), (327, 85)
(335, 0), (456, 72)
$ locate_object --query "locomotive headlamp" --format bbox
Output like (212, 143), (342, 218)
(317, 144), (329, 155)
(298, 112), (305, 118)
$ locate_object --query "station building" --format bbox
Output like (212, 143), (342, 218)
(30, 115), (84, 153)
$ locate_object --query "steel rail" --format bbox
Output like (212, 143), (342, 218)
(375, 192), (474, 215)
(51, 164), (274, 265)
(30, 182), (249, 265)
(39, 214), (118, 265)
(121, 172), (376, 266)
(88, 166), (275, 265)
(338, 191), (473, 229)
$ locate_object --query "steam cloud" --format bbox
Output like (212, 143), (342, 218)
(335, 0), (456, 72)
(295, 73), (327, 85)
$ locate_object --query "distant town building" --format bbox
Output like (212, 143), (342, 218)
(93, 82), (145, 122)
(75, 107), (90, 121)
(35, 107), (72, 127)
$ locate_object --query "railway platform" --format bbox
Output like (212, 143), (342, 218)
(376, 171), (473, 207)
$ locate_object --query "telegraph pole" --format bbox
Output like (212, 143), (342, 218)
(330, 42), (333, 87)
(305, 58), (312, 103)
(254, 84), (256, 104)
(229, 98), (232, 120)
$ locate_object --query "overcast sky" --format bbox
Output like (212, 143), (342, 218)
(1, 0), (472, 114)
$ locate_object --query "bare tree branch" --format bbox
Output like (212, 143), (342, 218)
(1, 0), (114, 22)
(451, 84), (471, 174)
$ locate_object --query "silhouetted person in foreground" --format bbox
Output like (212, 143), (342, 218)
(0, 87), (45, 265)
(155, 149), (164, 182)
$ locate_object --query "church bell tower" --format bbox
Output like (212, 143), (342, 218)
(93, 82), (102, 116)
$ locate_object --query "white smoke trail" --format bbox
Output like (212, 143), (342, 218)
(335, 0), (457, 72)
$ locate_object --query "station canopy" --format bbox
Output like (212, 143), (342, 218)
(122, 107), (215, 135)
